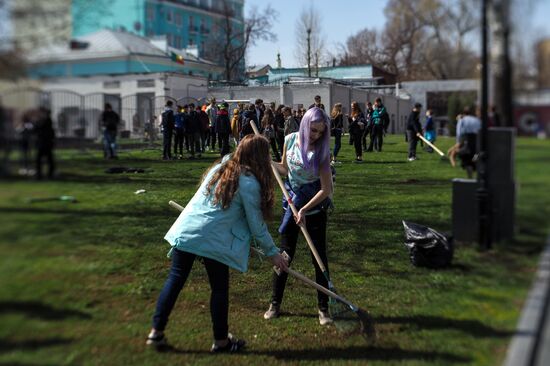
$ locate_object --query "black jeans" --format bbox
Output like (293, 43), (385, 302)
(218, 132), (230, 157)
(369, 124), (384, 152)
(407, 130), (418, 158)
(187, 132), (201, 157)
(162, 130), (172, 159)
(353, 133), (363, 158)
(271, 210), (329, 311)
(36, 146), (55, 179)
(174, 128), (184, 156)
(333, 129), (342, 159)
(152, 249), (229, 341)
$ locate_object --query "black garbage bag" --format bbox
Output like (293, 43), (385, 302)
(402, 221), (453, 268)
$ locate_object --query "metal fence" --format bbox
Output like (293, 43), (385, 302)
(0, 88), (204, 141)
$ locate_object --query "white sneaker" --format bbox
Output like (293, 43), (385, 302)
(408, 157), (416, 161)
(263, 304), (280, 319)
(318, 310), (333, 325)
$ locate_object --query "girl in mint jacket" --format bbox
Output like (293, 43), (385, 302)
(146, 135), (288, 353)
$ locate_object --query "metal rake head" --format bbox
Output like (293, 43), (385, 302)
(329, 300), (376, 342)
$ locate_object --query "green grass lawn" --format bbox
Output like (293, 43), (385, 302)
(1, 135), (549, 365)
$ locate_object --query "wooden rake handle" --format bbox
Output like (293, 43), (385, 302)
(249, 121), (329, 277)
(168, 200), (354, 309)
(416, 133), (444, 156)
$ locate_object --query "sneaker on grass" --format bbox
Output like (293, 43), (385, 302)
(263, 304), (280, 319)
(210, 333), (246, 353)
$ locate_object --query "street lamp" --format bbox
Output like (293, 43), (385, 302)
(307, 28), (312, 78)
(478, 0), (492, 250)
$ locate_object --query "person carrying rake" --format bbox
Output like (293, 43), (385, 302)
(263, 106), (334, 326)
(146, 135), (288, 353)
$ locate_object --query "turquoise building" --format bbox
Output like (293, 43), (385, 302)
(73, 0), (245, 77)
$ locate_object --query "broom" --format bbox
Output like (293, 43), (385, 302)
(169, 199), (376, 340)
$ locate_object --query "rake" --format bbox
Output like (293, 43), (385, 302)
(416, 133), (449, 162)
(168, 200), (376, 341)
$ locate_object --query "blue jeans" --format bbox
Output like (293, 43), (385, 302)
(152, 249), (229, 340)
(333, 129), (342, 158)
(103, 130), (117, 158)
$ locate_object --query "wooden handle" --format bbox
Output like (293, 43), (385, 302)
(416, 133), (444, 156)
(249, 120), (329, 275)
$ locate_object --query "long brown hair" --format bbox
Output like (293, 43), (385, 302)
(330, 103), (342, 119)
(261, 108), (274, 130)
(350, 101), (362, 118)
(205, 135), (274, 219)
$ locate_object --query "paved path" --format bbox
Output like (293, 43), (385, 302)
(503, 235), (550, 366)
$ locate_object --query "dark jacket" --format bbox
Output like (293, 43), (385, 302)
(348, 113), (366, 136)
(406, 110), (422, 134)
(161, 108), (175, 132)
(101, 110), (120, 132)
(331, 114), (344, 131)
(185, 110), (201, 134)
(215, 109), (231, 134)
(198, 110), (210, 133)
(35, 116), (55, 149)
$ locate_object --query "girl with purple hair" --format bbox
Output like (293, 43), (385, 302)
(263, 107), (334, 326)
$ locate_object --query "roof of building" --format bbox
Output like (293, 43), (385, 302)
(27, 29), (215, 65)
(268, 65), (374, 80)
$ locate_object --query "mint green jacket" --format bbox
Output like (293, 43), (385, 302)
(164, 163), (279, 272)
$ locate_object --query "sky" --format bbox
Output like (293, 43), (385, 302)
(244, 0), (550, 69)
(244, 0), (389, 68)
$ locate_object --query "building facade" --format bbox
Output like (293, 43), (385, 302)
(72, 0), (245, 78)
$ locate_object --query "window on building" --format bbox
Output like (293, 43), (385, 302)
(103, 81), (120, 89)
(167, 33), (174, 46)
(175, 35), (182, 49)
(166, 9), (173, 23)
(189, 38), (194, 46)
(189, 15), (194, 31)
(137, 79), (155, 88)
(146, 5), (154, 21)
(175, 13), (182, 27)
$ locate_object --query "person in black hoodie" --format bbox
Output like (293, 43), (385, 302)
(160, 101), (175, 160)
(35, 107), (56, 179)
(186, 103), (202, 159)
(101, 103), (121, 159)
(406, 103), (423, 161)
(216, 102), (231, 157)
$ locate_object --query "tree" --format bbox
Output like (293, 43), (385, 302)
(294, 4), (325, 75)
(340, 0), (479, 81)
(204, 1), (278, 81)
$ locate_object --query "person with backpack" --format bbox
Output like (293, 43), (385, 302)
(159, 101), (175, 160)
(240, 104), (257, 139)
(282, 106), (298, 136)
(261, 108), (281, 162)
(101, 103), (121, 159)
(174, 105), (186, 159)
(263, 107), (334, 326)
(205, 99), (218, 152)
(364, 101), (374, 152)
(216, 102), (231, 157)
(146, 135), (289, 353)
(369, 97), (389, 152)
(186, 103), (202, 159)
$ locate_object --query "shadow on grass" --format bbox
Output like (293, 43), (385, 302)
(158, 345), (470, 363)
(0, 206), (168, 218)
(376, 315), (513, 338)
(0, 337), (73, 353)
(0, 301), (91, 321)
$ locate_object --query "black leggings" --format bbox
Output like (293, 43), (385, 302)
(271, 210), (329, 311)
(152, 249), (229, 340)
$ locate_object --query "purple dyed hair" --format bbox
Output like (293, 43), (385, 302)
(298, 107), (331, 174)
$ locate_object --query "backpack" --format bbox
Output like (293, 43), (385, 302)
(240, 116), (254, 137)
